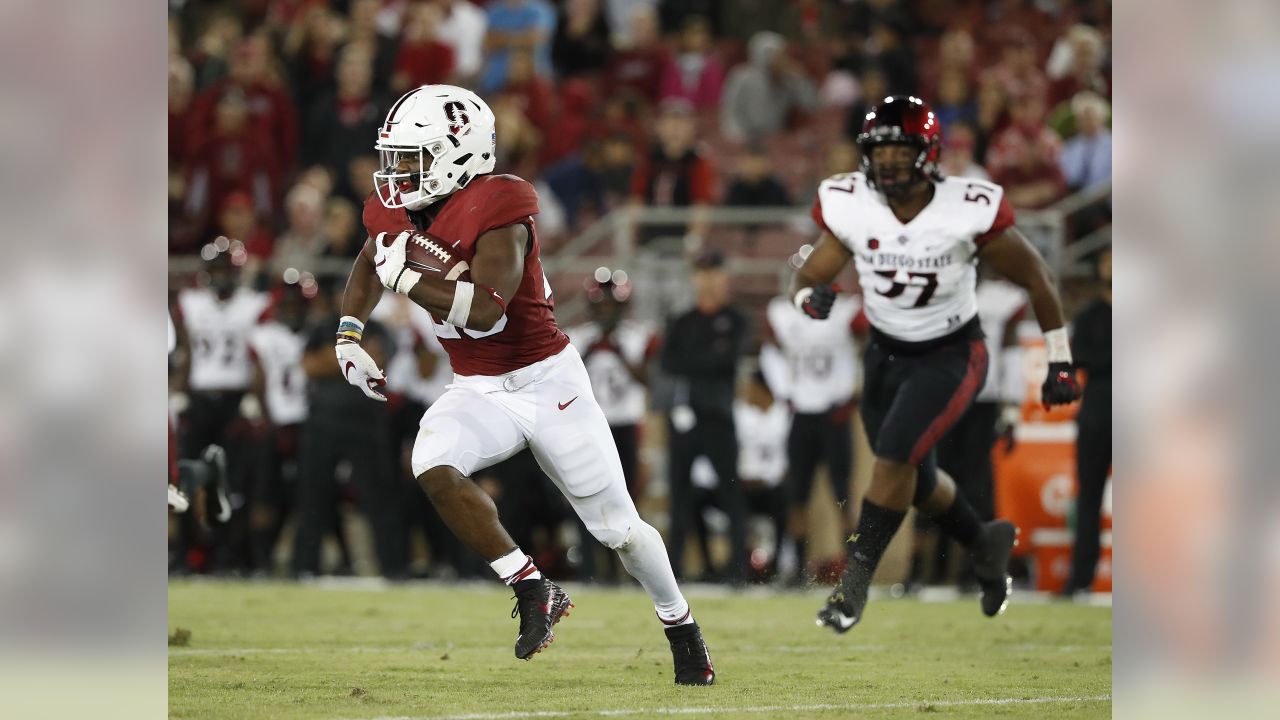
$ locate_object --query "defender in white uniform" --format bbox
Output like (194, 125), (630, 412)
(762, 293), (865, 581)
(793, 96), (1081, 633)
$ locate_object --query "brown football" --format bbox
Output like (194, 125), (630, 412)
(392, 230), (470, 281)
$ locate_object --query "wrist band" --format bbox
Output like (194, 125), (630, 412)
(1044, 327), (1072, 364)
(793, 287), (814, 310)
(393, 267), (422, 294)
(448, 281), (475, 327)
(337, 316), (364, 343)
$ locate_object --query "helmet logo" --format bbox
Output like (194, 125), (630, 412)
(443, 101), (470, 136)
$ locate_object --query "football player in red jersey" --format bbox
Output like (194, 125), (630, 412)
(796, 96), (1081, 633)
(333, 85), (714, 684)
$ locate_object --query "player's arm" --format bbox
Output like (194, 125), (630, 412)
(395, 223), (525, 332)
(977, 227), (1079, 407)
(788, 232), (852, 320)
(335, 240), (390, 402)
(170, 305), (191, 392)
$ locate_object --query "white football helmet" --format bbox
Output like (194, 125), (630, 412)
(373, 85), (497, 210)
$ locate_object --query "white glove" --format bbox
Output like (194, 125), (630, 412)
(373, 230), (421, 294)
(335, 341), (388, 401)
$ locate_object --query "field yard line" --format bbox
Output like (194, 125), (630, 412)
(171, 643), (1110, 657)
(348, 694), (1111, 720)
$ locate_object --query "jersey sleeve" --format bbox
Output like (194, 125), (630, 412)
(973, 194), (1016, 247)
(362, 191), (414, 240)
(472, 175), (541, 234)
(809, 193), (831, 235)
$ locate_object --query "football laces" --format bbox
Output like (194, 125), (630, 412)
(411, 234), (452, 262)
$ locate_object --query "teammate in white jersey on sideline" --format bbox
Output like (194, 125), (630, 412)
(791, 96), (1081, 633)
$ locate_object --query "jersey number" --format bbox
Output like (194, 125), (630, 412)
(431, 270), (553, 340)
(964, 182), (992, 205)
(874, 270), (938, 308)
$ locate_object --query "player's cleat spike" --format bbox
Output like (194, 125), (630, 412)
(665, 622), (715, 685)
(510, 577), (571, 660)
(972, 520), (1017, 617)
(816, 562), (871, 634)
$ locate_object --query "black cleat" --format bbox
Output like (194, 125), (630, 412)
(665, 622), (715, 685)
(510, 577), (572, 660)
(972, 520), (1018, 617)
(201, 444), (232, 522)
(816, 561), (871, 634)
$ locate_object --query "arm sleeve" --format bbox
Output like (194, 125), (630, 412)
(477, 178), (541, 234)
(809, 191), (831, 234)
(973, 195), (1016, 247)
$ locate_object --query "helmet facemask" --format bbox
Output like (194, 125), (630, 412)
(863, 140), (933, 199)
(373, 136), (457, 211)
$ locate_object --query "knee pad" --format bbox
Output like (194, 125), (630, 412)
(595, 524), (635, 551)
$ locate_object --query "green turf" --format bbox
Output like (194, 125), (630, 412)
(168, 581), (1111, 719)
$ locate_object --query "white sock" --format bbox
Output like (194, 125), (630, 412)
(609, 520), (694, 627)
(490, 549), (541, 585)
(657, 602), (695, 627)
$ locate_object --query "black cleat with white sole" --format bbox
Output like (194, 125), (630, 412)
(511, 577), (572, 660)
(972, 520), (1018, 617)
(816, 561), (871, 634)
(665, 622), (715, 685)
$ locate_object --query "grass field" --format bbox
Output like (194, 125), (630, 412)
(169, 580), (1111, 719)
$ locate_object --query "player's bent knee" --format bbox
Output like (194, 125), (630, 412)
(417, 465), (465, 502)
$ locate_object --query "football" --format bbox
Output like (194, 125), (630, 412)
(400, 230), (470, 281)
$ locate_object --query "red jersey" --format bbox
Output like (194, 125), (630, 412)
(362, 174), (569, 376)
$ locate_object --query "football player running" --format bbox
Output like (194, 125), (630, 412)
(796, 96), (1080, 633)
(334, 85), (714, 684)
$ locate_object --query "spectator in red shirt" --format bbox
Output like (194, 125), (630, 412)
(499, 48), (554, 137)
(393, 2), (457, 92)
(659, 16), (726, 113)
(607, 3), (669, 105)
(987, 94), (1066, 209)
(188, 36), (300, 179)
(980, 29), (1048, 105)
(182, 88), (279, 247)
(217, 191), (276, 261)
(629, 99), (716, 245)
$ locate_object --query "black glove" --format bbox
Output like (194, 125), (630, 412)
(1040, 362), (1080, 409)
(799, 284), (837, 320)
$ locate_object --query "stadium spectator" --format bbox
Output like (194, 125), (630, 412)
(661, 249), (751, 584)
(479, 0), (557, 95)
(500, 49), (555, 139)
(304, 46), (387, 177)
(342, 154), (381, 206)
(938, 123), (991, 181)
(863, 19), (918, 95)
(1046, 23), (1109, 107)
(824, 138), (860, 177)
(980, 29), (1048, 105)
(187, 9), (243, 89)
(606, 3), (668, 105)
(543, 136), (611, 229)
(720, 32), (817, 143)
(936, 25), (976, 83)
(987, 93), (1065, 208)
(183, 88), (278, 244)
(490, 91), (543, 180)
(659, 16), (725, 113)
(552, 0), (612, 78)
(343, 0), (399, 94)
(1058, 92), (1112, 192)
(217, 192), (276, 261)
(974, 75), (1008, 161)
(933, 68), (978, 131)
(844, 66), (889, 140)
(541, 79), (597, 167)
(274, 183), (331, 272)
(437, 0), (490, 84)
(724, 145), (792, 207)
(323, 196), (361, 259)
(392, 2), (456, 92)
(630, 99), (716, 246)
(281, 4), (347, 117)
(292, 316), (407, 579)
(188, 36), (299, 180)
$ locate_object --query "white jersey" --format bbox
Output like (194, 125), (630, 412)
(973, 279), (1029, 403)
(734, 399), (790, 487)
(812, 172), (1014, 342)
(764, 294), (862, 413)
(177, 288), (270, 391)
(565, 319), (655, 426)
(247, 321), (308, 425)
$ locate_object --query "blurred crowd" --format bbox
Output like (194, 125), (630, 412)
(169, 0), (1112, 263)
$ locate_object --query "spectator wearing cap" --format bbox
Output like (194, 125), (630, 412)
(720, 32), (817, 143)
(479, 0), (557, 95)
(629, 99), (716, 246)
(188, 35), (299, 177)
(606, 3), (669, 104)
(660, 248), (751, 584)
(1057, 92), (1111, 192)
(658, 16), (725, 112)
(553, 0), (612, 78)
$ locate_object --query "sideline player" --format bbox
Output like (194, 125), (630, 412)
(794, 96), (1080, 632)
(333, 85), (714, 684)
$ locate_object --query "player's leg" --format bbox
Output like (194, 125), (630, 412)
(529, 352), (714, 685)
(666, 421), (698, 580)
(291, 421), (342, 576)
(1064, 427), (1112, 594)
(824, 408), (856, 538)
(786, 413), (821, 582)
(703, 417), (750, 584)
